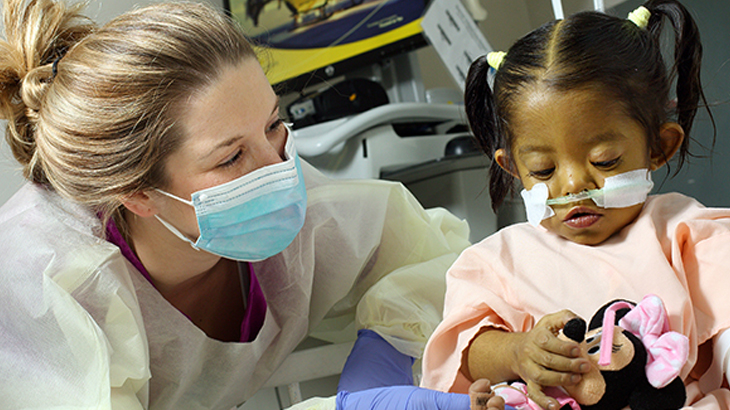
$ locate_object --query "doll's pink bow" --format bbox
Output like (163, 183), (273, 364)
(494, 382), (579, 410)
(598, 295), (689, 388)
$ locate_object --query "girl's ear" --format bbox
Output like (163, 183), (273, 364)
(121, 191), (159, 218)
(650, 122), (685, 171)
(494, 148), (520, 178)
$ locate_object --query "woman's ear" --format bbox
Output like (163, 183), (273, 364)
(494, 148), (520, 178)
(650, 122), (685, 171)
(121, 191), (159, 218)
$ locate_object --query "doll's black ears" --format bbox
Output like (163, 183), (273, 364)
(588, 299), (636, 330)
(563, 317), (587, 342)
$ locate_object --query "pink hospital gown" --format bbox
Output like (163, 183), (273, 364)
(421, 193), (730, 409)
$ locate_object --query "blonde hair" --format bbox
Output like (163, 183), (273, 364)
(0, 0), (256, 227)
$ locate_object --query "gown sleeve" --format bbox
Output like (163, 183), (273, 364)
(0, 185), (150, 409)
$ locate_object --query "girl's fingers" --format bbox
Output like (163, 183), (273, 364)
(469, 378), (495, 410)
(537, 310), (579, 335)
(486, 394), (505, 410)
(526, 381), (559, 410)
(529, 347), (587, 378)
(522, 359), (581, 387)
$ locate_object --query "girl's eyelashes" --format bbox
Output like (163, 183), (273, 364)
(592, 157), (621, 168)
(527, 167), (555, 179)
(525, 157), (620, 178)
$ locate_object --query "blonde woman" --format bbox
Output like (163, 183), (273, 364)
(0, 1), (503, 409)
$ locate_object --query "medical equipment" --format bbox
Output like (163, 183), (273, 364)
(225, 0), (431, 90)
(288, 94), (504, 244)
(551, 0), (604, 19)
(292, 102), (467, 178)
(521, 169), (654, 227)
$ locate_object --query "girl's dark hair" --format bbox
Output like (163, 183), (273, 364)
(465, 0), (711, 211)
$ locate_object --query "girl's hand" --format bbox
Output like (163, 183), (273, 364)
(510, 310), (589, 410)
(468, 379), (504, 410)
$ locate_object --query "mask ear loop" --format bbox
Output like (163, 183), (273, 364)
(156, 189), (194, 206)
(154, 215), (202, 251)
(153, 189), (201, 251)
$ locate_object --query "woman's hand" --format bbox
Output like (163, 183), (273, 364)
(336, 385), (471, 410)
(509, 310), (589, 410)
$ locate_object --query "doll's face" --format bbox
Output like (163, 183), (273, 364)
(563, 325), (635, 405)
(584, 326), (635, 370)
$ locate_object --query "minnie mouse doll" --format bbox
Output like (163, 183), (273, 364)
(493, 295), (689, 410)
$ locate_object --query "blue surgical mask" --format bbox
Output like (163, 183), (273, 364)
(155, 125), (307, 261)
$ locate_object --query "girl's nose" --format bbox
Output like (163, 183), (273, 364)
(560, 168), (598, 196)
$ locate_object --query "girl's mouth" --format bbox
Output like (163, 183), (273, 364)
(563, 206), (602, 228)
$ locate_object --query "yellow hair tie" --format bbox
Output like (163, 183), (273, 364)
(627, 6), (650, 29)
(487, 51), (507, 70)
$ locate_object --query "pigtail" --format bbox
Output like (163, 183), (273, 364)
(644, 0), (714, 169)
(465, 55), (512, 211)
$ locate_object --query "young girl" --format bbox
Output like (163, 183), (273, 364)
(421, 1), (730, 409)
(0, 0), (493, 409)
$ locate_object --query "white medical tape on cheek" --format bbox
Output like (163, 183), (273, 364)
(520, 183), (555, 227)
(595, 168), (653, 208)
(522, 169), (653, 227)
(545, 169), (653, 208)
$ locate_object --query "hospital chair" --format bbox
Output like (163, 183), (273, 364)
(264, 338), (354, 406)
(236, 338), (353, 409)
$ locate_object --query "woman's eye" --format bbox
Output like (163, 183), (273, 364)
(592, 157), (620, 168)
(219, 150), (242, 168)
(528, 167), (555, 179)
(267, 118), (285, 133)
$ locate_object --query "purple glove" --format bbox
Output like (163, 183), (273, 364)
(338, 329), (415, 392)
(336, 385), (470, 410)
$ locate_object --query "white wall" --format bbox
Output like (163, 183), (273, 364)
(0, 0), (223, 206)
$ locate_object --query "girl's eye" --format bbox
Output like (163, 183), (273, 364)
(219, 150), (242, 168)
(528, 167), (555, 179)
(592, 157), (620, 168)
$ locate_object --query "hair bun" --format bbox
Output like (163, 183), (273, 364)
(0, 0), (93, 176)
(21, 65), (55, 115)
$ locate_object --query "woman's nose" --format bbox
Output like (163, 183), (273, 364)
(252, 138), (285, 170)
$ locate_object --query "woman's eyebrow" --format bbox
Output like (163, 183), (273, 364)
(206, 136), (242, 159)
(202, 96), (282, 161)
